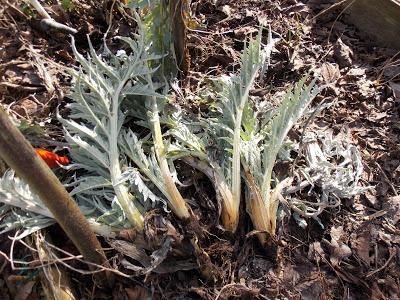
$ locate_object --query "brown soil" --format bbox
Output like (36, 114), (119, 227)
(0, 0), (399, 299)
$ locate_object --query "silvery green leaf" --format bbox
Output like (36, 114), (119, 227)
(0, 170), (55, 239)
(59, 16), (173, 227)
(0, 210), (55, 240)
(0, 170), (53, 218)
(203, 31), (270, 190)
(166, 118), (206, 158)
(0, 170), (116, 238)
(119, 129), (169, 205)
(260, 77), (320, 197)
(87, 37), (120, 82)
(303, 132), (370, 199)
(64, 132), (110, 169)
(120, 167), (168, 211)
(62, 119), (108, 149)
(69, 176), (112, 196)
(123, 83), (163, 98)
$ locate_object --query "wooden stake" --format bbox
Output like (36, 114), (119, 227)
(0, 107), (112, 286)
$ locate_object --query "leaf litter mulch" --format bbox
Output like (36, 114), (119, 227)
(0, 0), (399, 299)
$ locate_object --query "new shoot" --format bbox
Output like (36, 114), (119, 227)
(167, 30), (273, 232)
(242, 77), (319, 246)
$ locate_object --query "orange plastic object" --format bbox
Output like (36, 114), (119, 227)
(34, 148), (70, 169)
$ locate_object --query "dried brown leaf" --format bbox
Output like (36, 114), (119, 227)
(320, 62), (340, 84)
(308, 241), (325, 264)
(333, 38), (353, 67)
(234, 26), (258, 39)
(125, 287), (148, 300)
(351, 223), (378, 265)
(383, 196), (400, 226)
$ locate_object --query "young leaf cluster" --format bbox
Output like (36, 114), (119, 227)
(241, 77), (320, 242)
(167, 31), (276, 232)
(0, 12), (369, 246)
(59, 12), (180, 230)
(286, 131), (370, 226)
(0, 12), (190, 237)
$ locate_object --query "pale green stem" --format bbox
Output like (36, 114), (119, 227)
(230, 108), (243, 231)
(109, 75), (144, 229)
(262, 146), (286, 199)
(147, 76), (190, 219)
(228, 67), (259, 232)
(263, 164), (274, 201)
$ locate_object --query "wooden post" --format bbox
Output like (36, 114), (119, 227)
(0, 107), (112, 285)
(344, 0), (400, 49)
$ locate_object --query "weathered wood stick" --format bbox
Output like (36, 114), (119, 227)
(0, 107), (111, 284)
(29, 0), (77, 34)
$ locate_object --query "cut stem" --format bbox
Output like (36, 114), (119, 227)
(245, 167), (271, 245)
(182, 156), (235, 228)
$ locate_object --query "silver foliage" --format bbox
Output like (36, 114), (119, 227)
(282, 132), (370, 227)
(0, 170), (55, 239)
(242, 76), (320, 200)
(0, 170), (115, 239)
(58, 13), (171, 228)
